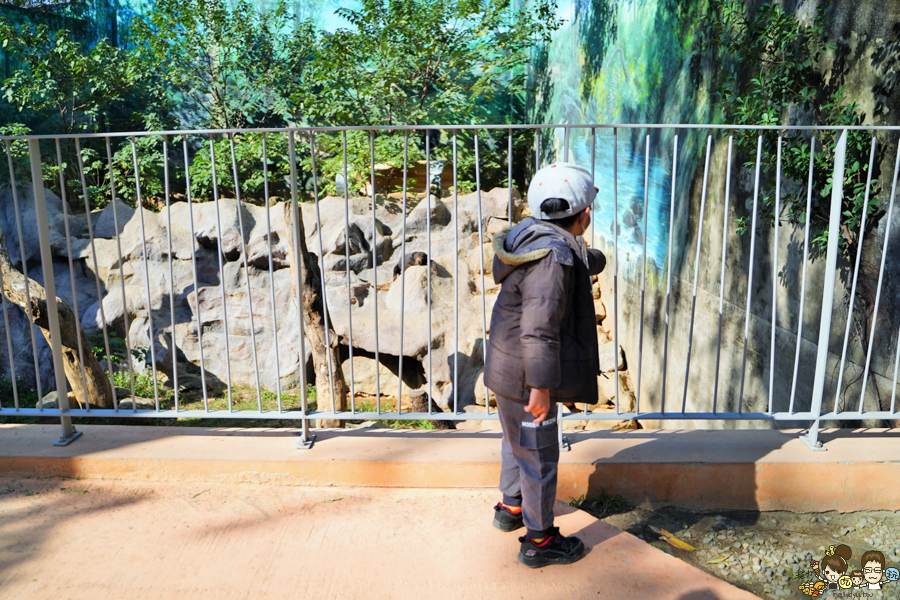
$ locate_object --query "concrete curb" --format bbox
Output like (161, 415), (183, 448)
(2, 424), (899, 512)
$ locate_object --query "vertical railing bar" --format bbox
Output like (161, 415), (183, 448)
(106, 137), (137, 405)
(890, 314), (900, 412)
(0, 265), (16, 410)
(208, 134), (233, 411)
(287, 133), (311, 443)
(612, 127), (620, 415)
(0, 144), (17, 409)
(563, 126), (570, 162)
(833, 137), (877, 412)
(788, 137), (816, 414)
(590, 128), (596, 256)
(660, 133), (678, 414)
(5, 140), (44, 407)
(182, 135), (208, 411)
(712, 135), (734, 414)
(28, 139), (77, 442)
(425, 131), (433, 415)
(397, 132), (408, 416)
(858, 138), (900, 413)
(75, 138), (117, 410)
(557, 402), (564, 450)
(585, 121), (595, 418)
(342, 131), (356, 414)
(55, 139), (90, 410)
(891, 324), (900, 414)
(228, 133), (263, 411)
(535, 129), (541, 173)
(475, 131), (489, 416)
(130, 136), (161, 412)
(681, 134), (713, 413)
(369, 131), (381, 415)
(805, 130), (849, 450)
(261, 134), (283, 413)
(768, 136), (783, 414)
(635, 133), (650, 414)
(507, 128), (513, 223)
(737, 135), (764, 414)
(453, 130), (459, 415)
(309, 133), (337, 415)
(163, 136), (179, 411)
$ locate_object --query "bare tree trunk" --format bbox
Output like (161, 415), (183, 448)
(283, 202), (348, 428)
(0, 231), (113, 408)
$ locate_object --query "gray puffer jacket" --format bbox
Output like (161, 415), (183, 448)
(484, 217), (606, 404)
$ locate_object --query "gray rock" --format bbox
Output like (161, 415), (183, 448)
(39, 391), (59, 409)
(404, 197), (451, 234)
(598, 343), (625, 373)
(0, 187), (71, 268)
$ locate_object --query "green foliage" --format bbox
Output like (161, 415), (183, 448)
(0, 376), (41, 409)
(0, 19), (156, 134)
(2, 0), (560, 206)
(0, 123), (47, 188)
(132, 0), (316, 129)
(704, 1), (878, 256)
(89, 332), (147, 368)
(301, 130), (423, 197)
(113, 369), (172, 402)
(188, 133), (292, 203)
(304, 0), (562, 127)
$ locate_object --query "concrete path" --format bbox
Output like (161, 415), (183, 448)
(0, 478), (759, 600)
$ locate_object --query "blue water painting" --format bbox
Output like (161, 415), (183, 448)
(561, 132), (672, 271)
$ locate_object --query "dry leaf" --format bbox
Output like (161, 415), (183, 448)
(706, 555), (730, 565)
(647, 525), (697, 551)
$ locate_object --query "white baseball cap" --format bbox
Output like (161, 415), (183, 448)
(527, 162), (598, 220)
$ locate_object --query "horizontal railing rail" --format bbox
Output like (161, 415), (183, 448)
(1, 124), (898, 451)
(3, 123), (900, 142)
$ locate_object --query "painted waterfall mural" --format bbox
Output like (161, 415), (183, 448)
(529, 0), (718, 272)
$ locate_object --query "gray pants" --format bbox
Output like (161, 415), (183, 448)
(496, 394), (560, 538)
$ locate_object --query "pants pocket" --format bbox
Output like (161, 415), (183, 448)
(518, 416), (558, 450)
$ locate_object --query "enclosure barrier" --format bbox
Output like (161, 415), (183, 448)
(1, 124), (899, 451)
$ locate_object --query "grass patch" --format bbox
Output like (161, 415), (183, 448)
(1, 371), (427, 431)
(0, 376), (41, 410)
(351, 399), (435, 430)
(569, 492), (632, 520)
(0, 373), (319, 429)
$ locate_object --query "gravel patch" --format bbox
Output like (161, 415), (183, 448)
(582, 503), (900, 598)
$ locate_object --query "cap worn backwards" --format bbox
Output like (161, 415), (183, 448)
(526, 162), (598, 220)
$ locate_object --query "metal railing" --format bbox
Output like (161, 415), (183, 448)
(1, 124), (899, 451)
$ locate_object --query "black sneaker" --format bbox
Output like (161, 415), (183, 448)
(492, 503), (524, 532)
(517, 527), (586, 568)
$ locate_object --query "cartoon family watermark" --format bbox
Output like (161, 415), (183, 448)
(793, 544), (899, 597)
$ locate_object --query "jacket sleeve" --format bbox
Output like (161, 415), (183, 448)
(587, 248), (606, 275)
(519, 253), (570, 390)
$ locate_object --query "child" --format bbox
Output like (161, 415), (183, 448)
(484, 162), (606, 568)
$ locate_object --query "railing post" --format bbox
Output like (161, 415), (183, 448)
(28, 139), (82, 446)
(800, 129), (848, 452)
(287, 133), (315, 450)
(557, 404), (570, 452)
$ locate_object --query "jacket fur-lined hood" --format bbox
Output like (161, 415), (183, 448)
(492, 217), (574, 285)
(492, 228), (552, 266)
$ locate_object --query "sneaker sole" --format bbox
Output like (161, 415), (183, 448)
(517, 544), (587, 568)
(492, 517), (524, 532)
